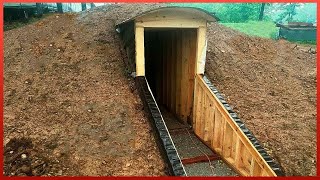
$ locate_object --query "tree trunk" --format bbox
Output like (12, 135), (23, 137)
(81, 3), (87, 11)
(258, 3), (266, 21)
(36, 3), (43, 16)
(57, 3), (63, 13)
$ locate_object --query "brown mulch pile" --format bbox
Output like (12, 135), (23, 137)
(4, 4), (168, 176)
(205, 23), (316, 176)
(4, 3), (316, 176)
(4, 137), (57, 176)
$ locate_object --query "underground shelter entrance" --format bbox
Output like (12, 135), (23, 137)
(127, 7), (216, 126)
(116, 7), (283, 177)
(144, 28), (197, 124)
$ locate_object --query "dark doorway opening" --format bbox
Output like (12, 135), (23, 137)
(144, 28), (197, 124)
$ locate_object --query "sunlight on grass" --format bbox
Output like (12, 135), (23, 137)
(221, 21), (316, 45)
(221, 21), (279, 39)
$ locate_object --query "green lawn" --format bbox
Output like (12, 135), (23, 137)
(221, 21), (316, 45)
(221, 21), (279, 39)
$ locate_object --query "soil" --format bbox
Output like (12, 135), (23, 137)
(4, 4), (168, 176)
(4, 3), (317, 176)
(205, 23), (316, 176)
(4, 137), (56, 176)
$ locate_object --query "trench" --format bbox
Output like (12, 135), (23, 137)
(118, 17), (284, 176)
(141, 27), (284, 176)
(143, 28), (237, 176)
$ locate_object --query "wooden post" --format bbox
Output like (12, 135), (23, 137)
(56, 3), (63, 13)
(196, 26), (207, 75)
(176, 30), (182, 117)
(135, 25), (145, 76)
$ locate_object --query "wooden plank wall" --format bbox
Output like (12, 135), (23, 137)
(193, 75), (277, 177)
(145, 29), (197, 123)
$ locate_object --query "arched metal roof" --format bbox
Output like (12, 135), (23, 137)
(116, 6), (219, 27)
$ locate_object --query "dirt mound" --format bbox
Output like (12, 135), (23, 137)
(86, 3), (166, 25)
(205, 23), (316, 176)
(4, 4), (168, 176)
(4, 3), (316, 176)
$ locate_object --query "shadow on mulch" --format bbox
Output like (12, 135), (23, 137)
(4, 137), (52, 176)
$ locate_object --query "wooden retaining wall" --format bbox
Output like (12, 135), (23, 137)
(193, 74), (284, 176)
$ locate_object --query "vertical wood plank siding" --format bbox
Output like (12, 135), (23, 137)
(193, 75), (283, 176)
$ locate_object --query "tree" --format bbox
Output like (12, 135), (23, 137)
(276, 3), (302, 22)
(217, 3), (261, 23)
(57, 3), (63, 13)
(81, 3), (87, 11)
(258, 3), (266, 20)
(36, 3), (43, 17)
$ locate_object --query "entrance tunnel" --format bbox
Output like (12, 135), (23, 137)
(116, 7), (283, 177)
(144, 28), (197, 124)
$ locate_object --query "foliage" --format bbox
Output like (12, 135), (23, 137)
(293, 3), (317, 23)
(169, 3), (316, 24)
(276, 3), (301, 22)
(215, 3), (261, 23)
(169, 3), (261, 23)
(265, 3), (316, 23)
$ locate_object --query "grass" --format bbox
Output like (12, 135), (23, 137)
(221, 21), (316, 45)
(221, 21), (279, 39)
(290, 40), (316, 47)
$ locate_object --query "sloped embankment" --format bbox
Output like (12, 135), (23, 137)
(205, 23), (316, 176)
(4, 4), (168, 176)
(4, 3), (316, 176)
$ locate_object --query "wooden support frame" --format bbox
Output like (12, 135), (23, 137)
(142, 28), (197, 123)
(133, 8), (210, 123)
(135, 25), (145, 76)
(192, 75), (279, 176)
(135, 19), (207, 28)
(134, 15), (208, 77)
(120, 7), (283, 177)
(121, 7), (282, 176)
(195, 26), (207, 75)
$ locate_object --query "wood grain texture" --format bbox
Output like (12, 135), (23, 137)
(193, 75), (277, 176)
